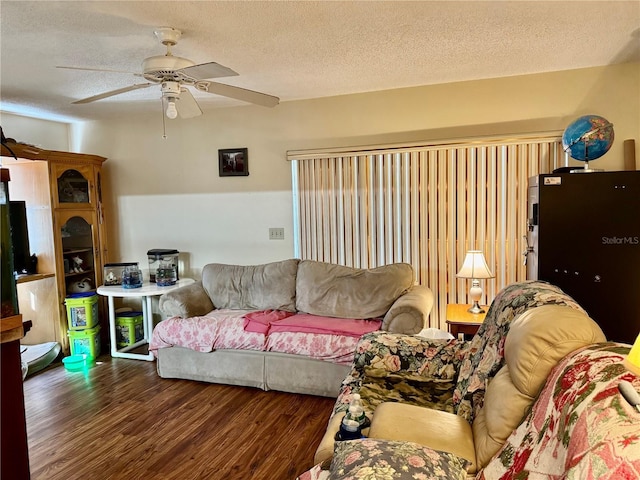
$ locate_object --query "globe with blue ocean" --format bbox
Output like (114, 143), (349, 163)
(562, 115), (614, 162)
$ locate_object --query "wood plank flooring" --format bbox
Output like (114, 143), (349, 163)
(23, 355), (335, 480)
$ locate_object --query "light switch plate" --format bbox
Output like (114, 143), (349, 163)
(269, 228), (285, 240)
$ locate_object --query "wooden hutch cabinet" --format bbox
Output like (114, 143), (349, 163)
(1, 141), (109, 353)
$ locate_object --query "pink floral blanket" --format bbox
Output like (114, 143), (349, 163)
(479, 342), (640, 479)
(149, 309), (365, 365)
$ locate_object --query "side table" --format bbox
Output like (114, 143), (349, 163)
(445, 304), (487, 339)
(97, 278), (194, 361)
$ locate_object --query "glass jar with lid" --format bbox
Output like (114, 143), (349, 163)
(122, 265), (143, 289)
(156, 260), (177, 287)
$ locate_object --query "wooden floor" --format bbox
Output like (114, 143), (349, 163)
(23, 355), (335, 480)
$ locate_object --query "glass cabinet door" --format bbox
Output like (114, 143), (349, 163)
(59, 212), (99, 295)
(51, 164), (96, 208)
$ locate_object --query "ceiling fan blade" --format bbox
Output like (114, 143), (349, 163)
(195, 81), (279, 108)
(72, 83), (153, 104)
(57, 65), (140, 75)
(178, 62), (238, 80)
(176, 88), (202, 119)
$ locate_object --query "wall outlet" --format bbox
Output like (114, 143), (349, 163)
(269, 228), (285, 240)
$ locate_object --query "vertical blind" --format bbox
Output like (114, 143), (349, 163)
(289, 134), (565, 330)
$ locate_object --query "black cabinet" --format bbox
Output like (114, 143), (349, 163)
(527, 171), (640, 344)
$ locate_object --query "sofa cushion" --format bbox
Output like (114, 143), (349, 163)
(202, 259), (299, 312)
(295, 260), (414, 319)
(367, 402), (477, 473)
(330, 438), (469, 480)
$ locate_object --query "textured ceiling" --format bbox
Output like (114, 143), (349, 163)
(1, 1), (639, 122)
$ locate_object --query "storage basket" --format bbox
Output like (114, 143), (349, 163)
(65, 293), (98, 330)
(115, 311), (144, 347)
(68, 325), (101, 358)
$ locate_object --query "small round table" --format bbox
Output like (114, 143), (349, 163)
(97, 278), (194, 361)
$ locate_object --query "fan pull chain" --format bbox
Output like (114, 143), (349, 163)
(161, 97), (168, 139)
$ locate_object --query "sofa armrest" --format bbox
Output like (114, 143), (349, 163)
(158, 281), (214, 318)
(381, 285), (434, 334)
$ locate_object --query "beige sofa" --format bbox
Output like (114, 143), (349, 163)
(154, 259), (434, 397)
(313, 281), (608, 473)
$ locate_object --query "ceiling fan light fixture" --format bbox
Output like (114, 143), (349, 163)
(64, 27), (279, 112)
(161, 81), (181, 96)
(165, 99), (178, 119)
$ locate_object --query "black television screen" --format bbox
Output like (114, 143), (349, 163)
(9, 200), (33, 275)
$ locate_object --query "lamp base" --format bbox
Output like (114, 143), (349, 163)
(467, 301), (486, 314)
(467, 282), (485, 314)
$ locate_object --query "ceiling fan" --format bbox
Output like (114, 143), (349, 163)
(60, 27), (279, 119)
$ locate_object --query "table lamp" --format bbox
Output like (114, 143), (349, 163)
(456, 250), (494, 314)
(624, 333), (640, 376)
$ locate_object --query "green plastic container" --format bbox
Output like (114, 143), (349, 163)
(65, 294), (98, 330)
(68, 325), (101, 358)
(62, 354), (94, 371)
(115, 311), (144, 347)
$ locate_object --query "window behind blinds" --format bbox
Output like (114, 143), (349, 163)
(289, 134), (565, 330)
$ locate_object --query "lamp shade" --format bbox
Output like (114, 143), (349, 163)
(456, 251), (494, 279)
(624, 333), (640, 376)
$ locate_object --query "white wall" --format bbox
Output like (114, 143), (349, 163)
(0, 113), (70, 151)
(6, 63), (640, 279)
(72, 108), (298, 276)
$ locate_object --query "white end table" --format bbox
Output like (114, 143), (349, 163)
(97, 278), (194, 361)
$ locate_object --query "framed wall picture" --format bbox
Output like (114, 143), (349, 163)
(219, 148), (249, 176)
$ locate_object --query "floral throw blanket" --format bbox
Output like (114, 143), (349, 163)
(453, 280), (587, 422)
(332, 333), (468, 417)
(479, 343), (640, 480)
